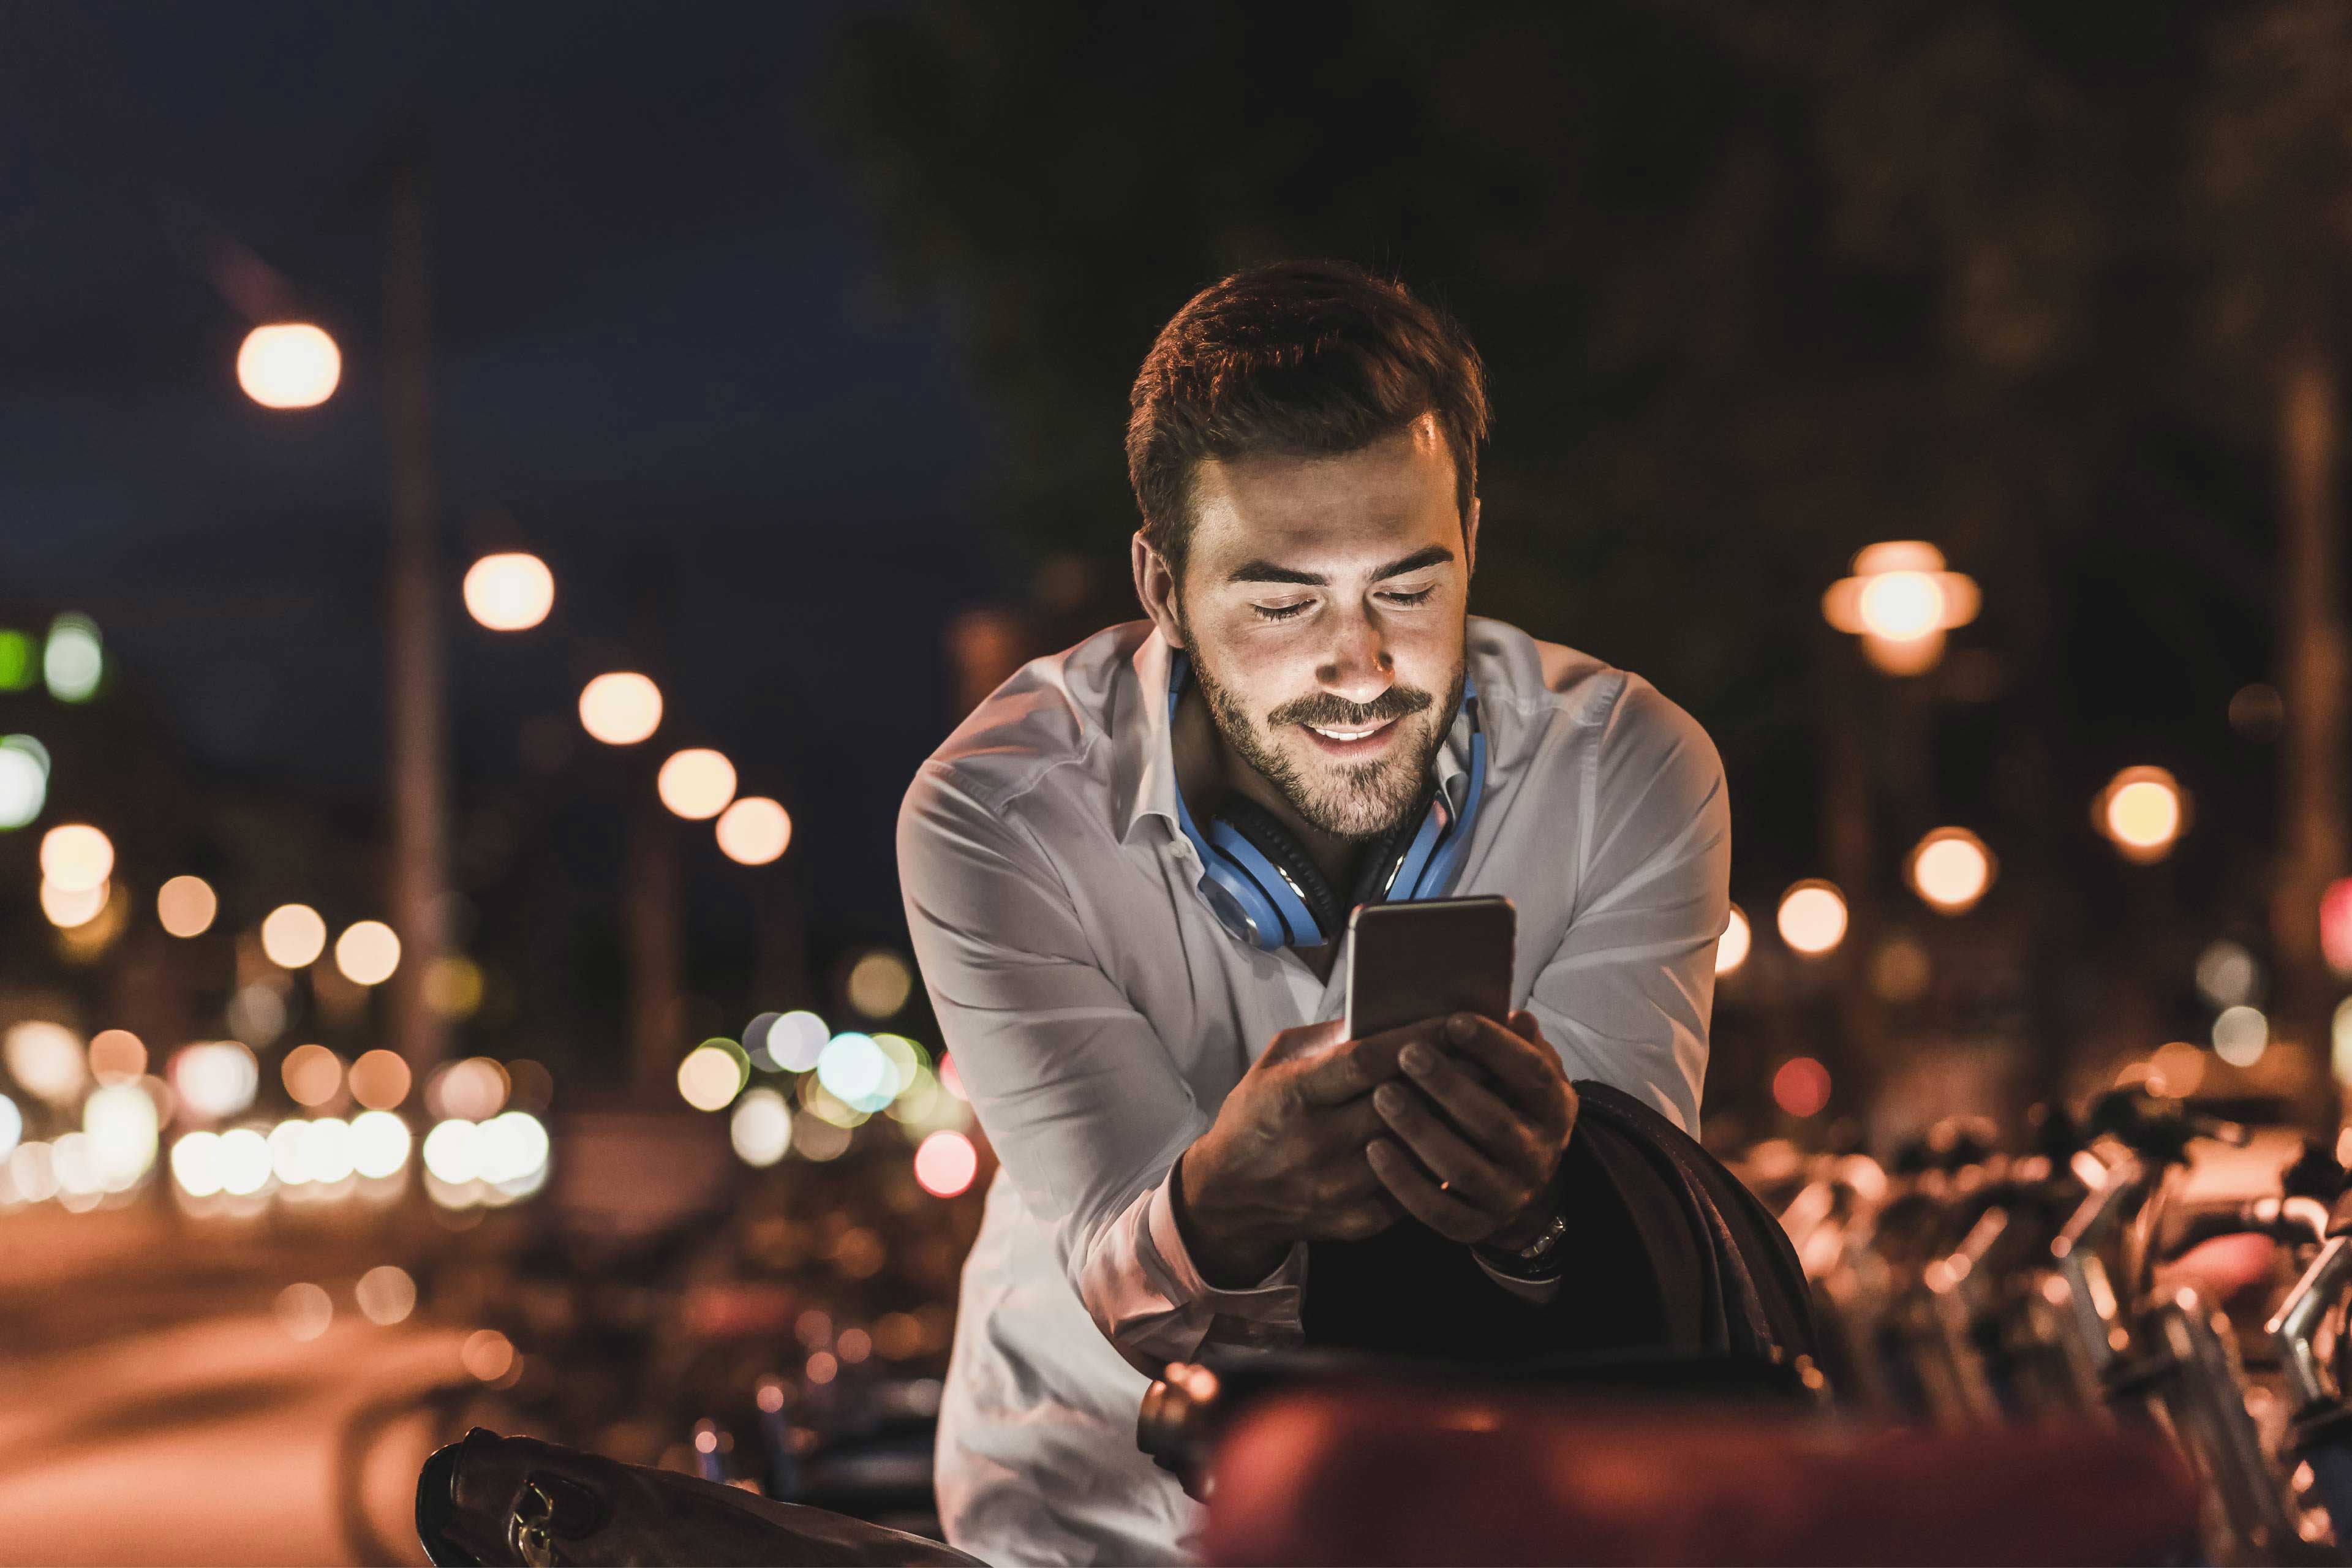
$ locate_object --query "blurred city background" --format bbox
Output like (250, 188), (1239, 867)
(7, 1), (2352, 1560)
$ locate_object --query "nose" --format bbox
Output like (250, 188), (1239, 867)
(1316, 607), (1393, 707)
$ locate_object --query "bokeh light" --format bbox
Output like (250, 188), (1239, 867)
(422, 1120), (480, 1184)
(715, 796), (792, 865)
(731, 1087), (793, 1166)
(349, 1110), (413, 1179)
(1907, 827), (1996, 914)
(171, 1041), (260, 1121)
(461, 552), (555, 631)
(475, 1110), (549, 1187)
(425, 956), (486, 1019)
(40, 823), (113, 893)
(0, 736), (46, 829)
(237, 323), (341, 409)
(578, 672), (663, 745)
(334, 920), (402, 986)
(760, 1011), (829, 1072)
(461, 1329), (516, 1384)
(156, 875), (219, 938)
(2214, 1005), (2269, 1068)
(914, 1129), (979, 1197)
(260, 903), (328, 968)
(1772, 1057), (1833, 1118)
(87, 1028), (145, 1085)
(792, 1112), (853, 1163)
(817, 1032), (889, 1107)
(170, 1131), (222, 1198)
(6, 1021), (88, 1103)
(2150, 1039), (2209, 1099)
(83, 1084), (157, 1191)
(427, 1057), (509, 1121)
(1857, 571), (1945, 643)
(274, 1281), (334, 1342)
(846, 951), (915, 1019)
(657, 748), (737, 820)
(2196, 940), (2261, 1010)
(216, 1127), (272, 1196)
(40, 877), (107, 929)
(281, 1043), (344, 1109)
(1776, 881), (1848, 957)
(356, 1265), (418, 1326)
(0, 1095), (18, 1162)
(349, 1049), (413, 1110)
(1715, 905), (1751, 977)
(2096, 766), (2187, 862)
(225, 982), (288, 1047)
(2324, 880), (2352, 978)
(677, 1041), (748, 1112)
(43, 614), (102, 703)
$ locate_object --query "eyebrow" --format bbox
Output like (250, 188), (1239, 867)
(1225, 545), (1457, 587)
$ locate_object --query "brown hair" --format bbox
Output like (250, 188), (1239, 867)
(1126, 260), (1490, 582)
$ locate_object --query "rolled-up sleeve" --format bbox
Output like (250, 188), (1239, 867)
(1524, 677), (1730, 1134)
(898, 761), (1305, 1378)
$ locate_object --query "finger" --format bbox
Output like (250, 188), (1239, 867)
(1400, 1038), (1536, 1153)
(1292, 1019), (1438, 1105)
(1439, 1012), (1566, 1107)
(1371, 1082), (1521, 1214)
(1366, 1137), (1491, 1242)
(1303, 1093), (1392, 1159)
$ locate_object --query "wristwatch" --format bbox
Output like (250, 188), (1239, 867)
(1474, 1209), (1568, 1281)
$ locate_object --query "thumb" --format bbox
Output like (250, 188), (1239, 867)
(1259, 1018), (1347, 1067)
(1507, 1009), (1542, 1042)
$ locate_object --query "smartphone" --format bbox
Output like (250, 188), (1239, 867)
(1342, 895), (1516, 1039)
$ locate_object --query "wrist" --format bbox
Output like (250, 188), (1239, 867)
(1172, 1143), (1287, 1289)
(1486, 1164), (1567, 1252)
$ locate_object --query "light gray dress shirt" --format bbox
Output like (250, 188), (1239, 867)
(897, 616), (1730, 1565)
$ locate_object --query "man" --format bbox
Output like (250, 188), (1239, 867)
(898, 260), (1730, 1564)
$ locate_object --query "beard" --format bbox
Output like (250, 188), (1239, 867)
(1186, 632), (1464, 843)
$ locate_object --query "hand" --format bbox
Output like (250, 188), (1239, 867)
(1365, 1009), (1579, 1246)
(1174, 1017), (1425, 1286)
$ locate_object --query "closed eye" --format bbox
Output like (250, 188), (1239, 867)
(1380, 587), (1437, 606)
(1251, 601), (1313, 622)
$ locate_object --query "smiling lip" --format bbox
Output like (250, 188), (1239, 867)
(1297, 717), (1400, 758)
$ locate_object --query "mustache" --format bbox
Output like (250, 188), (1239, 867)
(1269, 685), (1434, 731)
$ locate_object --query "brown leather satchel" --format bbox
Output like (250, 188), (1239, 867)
(415, 1428), (983, 1567)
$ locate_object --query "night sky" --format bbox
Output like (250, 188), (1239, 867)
(0, 0), (1002, 938)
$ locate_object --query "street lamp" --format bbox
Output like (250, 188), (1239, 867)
(236, 323), (342, 409)
(2094, 766), (2188, 864)
(1906, 827), (1996, 914)
(462, 552), (555, 631)
(1777, 880), (1849, 956)
(1821, 541), (1981, 675)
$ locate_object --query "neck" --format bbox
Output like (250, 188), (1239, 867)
(1171, 679), (1364, 895)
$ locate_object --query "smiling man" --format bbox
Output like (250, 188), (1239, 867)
(899, 260), (1730, 1564)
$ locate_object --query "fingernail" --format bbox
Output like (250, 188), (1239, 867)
(1447, 1013), (1476, 1042)
(1374, 1084), (1404, 1113)
(1401, 1043), (1434, 1074)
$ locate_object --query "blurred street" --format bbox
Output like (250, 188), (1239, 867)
(0, 1204), (457, 1566)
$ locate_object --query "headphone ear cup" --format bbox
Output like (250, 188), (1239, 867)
(1212, 795), (1344, 946)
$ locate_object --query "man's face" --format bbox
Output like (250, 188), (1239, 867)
(1161, 415), (1473, 843)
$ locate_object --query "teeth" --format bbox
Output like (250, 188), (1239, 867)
(1311, 724), (1383, 741)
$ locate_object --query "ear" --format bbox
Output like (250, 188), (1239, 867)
(1462, 496), (1480, 579)
(1131, 530), (1186, 649)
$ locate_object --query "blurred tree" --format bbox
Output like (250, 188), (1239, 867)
(825, 0), (2339, 1125)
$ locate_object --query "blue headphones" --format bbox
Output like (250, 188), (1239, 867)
(1168, 652), (1487, 950)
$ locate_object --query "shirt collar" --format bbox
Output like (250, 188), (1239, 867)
(1115, 625), (1476, 846)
